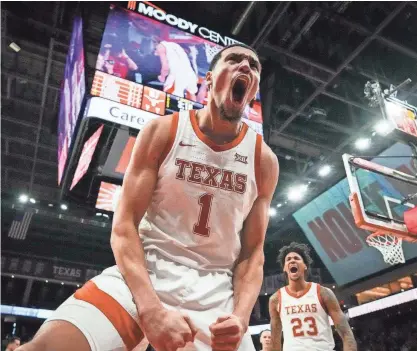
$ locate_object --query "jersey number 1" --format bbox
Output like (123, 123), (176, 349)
(193, 193), (213, 237)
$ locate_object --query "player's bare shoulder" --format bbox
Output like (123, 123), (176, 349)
(140, 114), (175, 145)
(319, 285), (336, 302)
(269, 290), (281, 314)
(319, 285), (340, 309)
(129, 114), (178, 169)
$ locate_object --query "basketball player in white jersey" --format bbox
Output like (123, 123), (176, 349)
(269, 242), (357, 351)
(155, 40), (198, 100)
(18, 43), (279, 351)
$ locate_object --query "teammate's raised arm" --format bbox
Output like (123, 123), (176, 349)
(269, 292), (282, 351)
(320, 286), (357, 351)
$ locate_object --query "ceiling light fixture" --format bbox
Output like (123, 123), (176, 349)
(269, 208), (277, 217)
(9, 42), (21, 52)
(318, 165), (332, 177)
(355, 138), (371, 150)
(19, 194), (28, 203)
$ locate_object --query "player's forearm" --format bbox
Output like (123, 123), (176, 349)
(111, 223), (162, 312)
(232, 252), (264, 327)
(335, 322), (357, 351)
(342, 333), (357, 351)
(270, 324), (282, 351)
(270, 331), (282, 351)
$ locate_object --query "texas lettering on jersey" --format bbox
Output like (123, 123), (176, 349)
(175, 158), (247, 194)
(285, 303), (318, 315)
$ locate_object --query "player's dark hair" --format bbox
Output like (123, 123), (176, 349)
(259, 329), (271, 338)
(7, 336), (20, 344)
(277, 242), (313, 270)
(208, 43), (259, 71)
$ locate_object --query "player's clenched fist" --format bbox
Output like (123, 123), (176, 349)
(209, 315), (246, 351)
(139, 306), (198, 351)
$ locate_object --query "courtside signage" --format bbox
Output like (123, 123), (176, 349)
(85, 97), (158, 130)
(128, 1), (242, 46)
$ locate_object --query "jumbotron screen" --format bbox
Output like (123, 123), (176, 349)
(94, 4), (263, 125)
(58, 16), (86, 185)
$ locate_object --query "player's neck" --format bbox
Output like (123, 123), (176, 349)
(288, 279), (309, 293)
(196, 105), (242, 144)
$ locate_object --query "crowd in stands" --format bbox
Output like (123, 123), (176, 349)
(334, 301), (417, 351)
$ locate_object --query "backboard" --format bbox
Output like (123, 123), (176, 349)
(342, 153), (417, 242)
(384, 96), (417, 143)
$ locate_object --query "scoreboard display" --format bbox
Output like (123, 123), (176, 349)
(166, 94), (203, 114)
(94, 4), (264, 128)
(384, 97), (417, 141)
(91, 71), (143, 109)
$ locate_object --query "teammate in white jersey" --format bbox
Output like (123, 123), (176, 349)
(155, 40), (198, 100)
(19, 44), (279, 351)
(269, 242), (357, 351)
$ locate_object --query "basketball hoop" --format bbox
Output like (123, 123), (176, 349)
(366, 231), (405, 265)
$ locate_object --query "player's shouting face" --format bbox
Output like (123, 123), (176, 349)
(284, 252), (307, 281)
(207, 46), (261, 122)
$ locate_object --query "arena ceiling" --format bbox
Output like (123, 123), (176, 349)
(2, 1), (417, 276)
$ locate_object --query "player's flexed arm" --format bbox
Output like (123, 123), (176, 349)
(111, 116), (197, 351)
(320, 286), (357, 351)
(269, 292), (282, 351)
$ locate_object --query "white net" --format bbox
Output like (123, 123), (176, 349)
(366, 233), (405, 265)
(204, 43), (222, 63)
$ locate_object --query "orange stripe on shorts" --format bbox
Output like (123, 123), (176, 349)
(74, 281), (143, 351)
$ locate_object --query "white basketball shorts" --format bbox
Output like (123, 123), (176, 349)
(44, 250), (256, 351)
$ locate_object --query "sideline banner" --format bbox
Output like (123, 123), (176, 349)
(1, 254), (103, 283)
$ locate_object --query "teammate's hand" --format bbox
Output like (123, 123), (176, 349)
(209, 315), (246, 351)
(139, 306), (198, 351)
(158, 74), (166, 83)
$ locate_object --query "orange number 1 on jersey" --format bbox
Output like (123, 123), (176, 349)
(193, 193), (213, 237)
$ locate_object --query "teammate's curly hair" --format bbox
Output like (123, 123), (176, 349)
(277, 242), (313, 270)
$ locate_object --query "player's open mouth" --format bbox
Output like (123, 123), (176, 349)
(290, 266), (298, 273)
(231, 76), (250, 104)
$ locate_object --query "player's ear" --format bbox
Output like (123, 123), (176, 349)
(206, 71), (213, 91)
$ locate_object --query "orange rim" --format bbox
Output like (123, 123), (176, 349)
(366, 231), (417, 244)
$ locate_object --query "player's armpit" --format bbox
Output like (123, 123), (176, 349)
(111, 115), (175, 314)
(232, 142), (279, 327)
(269, 292), (282, 351)
(320, 286), (357, 351)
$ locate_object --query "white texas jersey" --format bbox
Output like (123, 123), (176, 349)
(278, 283), (335, 351)
(140, 110), (262, 274)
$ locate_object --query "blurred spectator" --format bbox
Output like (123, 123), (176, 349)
(259, 329), (271, 351)
(4, 336), (20, 351)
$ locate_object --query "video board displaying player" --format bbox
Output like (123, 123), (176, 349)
(96, 5), (263, 123)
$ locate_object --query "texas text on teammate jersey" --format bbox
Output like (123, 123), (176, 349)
(278, 282), (335, 351)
